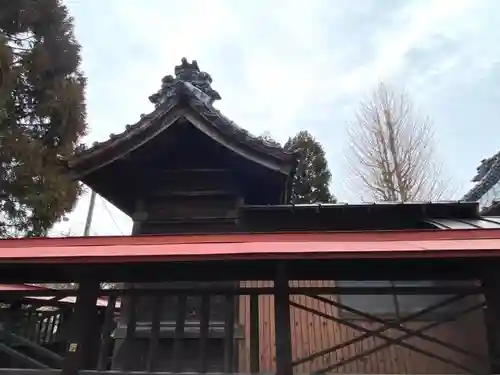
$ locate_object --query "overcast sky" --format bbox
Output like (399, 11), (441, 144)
(53, 0), (500, 236)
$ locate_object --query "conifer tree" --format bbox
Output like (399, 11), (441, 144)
(258, 131), (336, 203)
(0, 0), (87, 237)
(284, 131), (335, 203)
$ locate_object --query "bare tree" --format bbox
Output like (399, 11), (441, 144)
(345, 83), (450, 202)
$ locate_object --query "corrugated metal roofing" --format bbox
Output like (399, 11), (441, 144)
(425, 217), (500, 229)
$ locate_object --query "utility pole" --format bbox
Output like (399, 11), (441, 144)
(83, 190), (96, 236)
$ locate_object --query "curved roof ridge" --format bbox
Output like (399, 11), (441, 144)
(66, 58), (296, 171)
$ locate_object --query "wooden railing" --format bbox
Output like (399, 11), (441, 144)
(0, 281), (491, 374)
(15, 310), (65, 346)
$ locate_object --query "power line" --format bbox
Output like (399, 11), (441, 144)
(101, 199), (124, 235)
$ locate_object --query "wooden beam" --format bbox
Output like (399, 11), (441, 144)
(0, 343), (50, 369)
(0, 285), (483, 297)
(149, 190), (236, 198)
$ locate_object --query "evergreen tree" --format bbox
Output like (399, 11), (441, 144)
(284, 131), (335, 204)
(0, 0), (87, 237)
(258, 131), (336, 203)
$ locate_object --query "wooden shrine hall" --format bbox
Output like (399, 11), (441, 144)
(1, 58), (500, 375)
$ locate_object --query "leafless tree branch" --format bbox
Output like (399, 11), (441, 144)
(345, 83), (452, 202)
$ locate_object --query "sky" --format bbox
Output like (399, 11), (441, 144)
(53, 0), (500, 237)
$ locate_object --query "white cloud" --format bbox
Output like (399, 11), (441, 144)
(52, 0), (500, 236)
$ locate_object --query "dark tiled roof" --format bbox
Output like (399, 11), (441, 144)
(462, 151), (500, 202)
(67, 58), (295, 168)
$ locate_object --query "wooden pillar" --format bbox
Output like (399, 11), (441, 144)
(482, 267), (500, 374)
(274, 263), (293, 375)
(62, 281), (100, 375)
(131, 199), (147, 235)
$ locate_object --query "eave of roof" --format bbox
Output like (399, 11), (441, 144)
(243, 200), (479, 215)
(65, 81), (297, 178)
(1, 228), (500, 264)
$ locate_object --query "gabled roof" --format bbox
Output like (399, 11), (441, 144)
(65, 58), (297, 178)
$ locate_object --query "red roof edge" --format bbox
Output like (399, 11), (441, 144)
(2, 228), (500, 249)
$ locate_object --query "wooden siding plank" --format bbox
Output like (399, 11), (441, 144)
(238, 280), (488, 374)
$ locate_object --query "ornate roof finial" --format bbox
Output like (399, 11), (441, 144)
(149, 58), (221, 107)
(174, 58), (201, 82)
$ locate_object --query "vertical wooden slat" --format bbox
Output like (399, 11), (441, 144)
(224, 294), (235, 373)
(199, 293), (210, 373)
(123, 293), (138, 371)
(34, 312), (43, 343)
(52, 314), (61, 343)
(40, 315), (50, 344)
(18, 308), (28, 338)
(46, 315), (55, 343)
(23, 309), (32, 339)
(250, 292), (260, 373)
(97, 295), (117, 371)
(274, 265), (293, 375)
(173, 294), (187, 373)
(57, 311), (66, 343)
(147, 295), (163, 372)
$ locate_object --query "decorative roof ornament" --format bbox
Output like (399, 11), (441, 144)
(472, 151), (500, 182)
(149, 58), (222, 107)
(462, 150), (500, 202)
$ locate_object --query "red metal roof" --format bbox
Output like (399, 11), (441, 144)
(1, 229), (500, 263)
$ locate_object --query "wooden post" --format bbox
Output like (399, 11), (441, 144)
(199, 293), (210, 373)
(131, 199), (147, 235)
(482, 268), (500, 374)
(274, 263), (293, 375)
(61, 281), (100, 375)
(172, 294), (187, 372)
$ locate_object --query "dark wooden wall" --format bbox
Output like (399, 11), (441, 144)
(238, 281), (488, 374)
